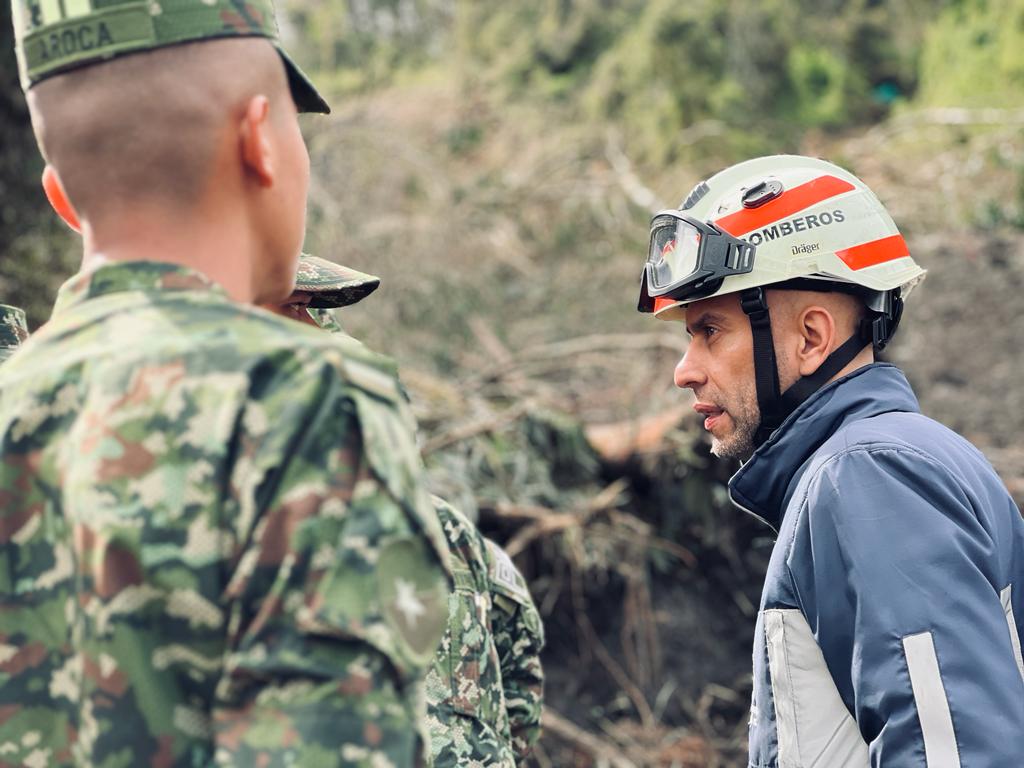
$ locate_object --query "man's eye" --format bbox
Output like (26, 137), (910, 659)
(703, 326), (719, 338)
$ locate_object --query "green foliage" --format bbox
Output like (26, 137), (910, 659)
(971, 159), (1024, 230)
(454, 0), (640, 98)
(444, 120), (485, 155)
(281, 0), (456, 93)
(589, 0), (938, 159)
(522, 410), (600, 489)
(442, 0), (934, 161)
(786, 45), (858, 127)
(279, 0), (1019, 164)
(583, 0), (731, 157)
(917, 0), (1024, 107)
(0, 0), (77, 328)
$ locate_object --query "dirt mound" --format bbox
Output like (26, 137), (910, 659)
(893, 232), (1024, 497)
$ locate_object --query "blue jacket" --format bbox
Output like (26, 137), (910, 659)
(732, 364), (1024, 767)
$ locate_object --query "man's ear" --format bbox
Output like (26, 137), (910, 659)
(239, 95), (274, 188)
(41, 165), (81, 233)
(796, 305), (837, 376)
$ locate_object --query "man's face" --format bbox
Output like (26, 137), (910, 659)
(674, 293), (761, 460)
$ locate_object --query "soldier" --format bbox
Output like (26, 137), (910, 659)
(1, 3), (450, 766)
(482, 535), (545, 762)
(425, 497), (544, 767)
(266, 256), (546, 766)
(0, 304), (27, 364)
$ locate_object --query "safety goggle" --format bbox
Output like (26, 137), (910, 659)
(637, 211), (756, 312)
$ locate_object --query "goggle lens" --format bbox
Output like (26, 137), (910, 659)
(648, 215), (702, 290)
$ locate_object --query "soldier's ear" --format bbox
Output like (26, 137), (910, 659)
(239, 95), (275, 188)
(41, 165), (81, 233)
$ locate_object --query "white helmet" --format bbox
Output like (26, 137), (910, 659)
(637, 155), (927, 446)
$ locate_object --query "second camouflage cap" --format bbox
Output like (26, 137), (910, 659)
(296, 254), (381, 308)
(11, 0), (329, 113)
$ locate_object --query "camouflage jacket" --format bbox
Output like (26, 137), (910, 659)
(425, 500), (545, 767)
(0, 262), (451, 768)
(483, 539), (545, 760)
(308, 309), (545, 765)
(0, 304), (28, 364)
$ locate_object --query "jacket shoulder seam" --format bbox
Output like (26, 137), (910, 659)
(782, 441), (955, 593)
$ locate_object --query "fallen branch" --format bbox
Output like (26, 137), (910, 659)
(503, 479), (630, 557)
(605, 511), (699, 569)
(421, 402), (529, 455)
(576, 587), (658, 731)
(518, 332), (682, 362)
(892, 106), (1024, 127)
(585, 404), (692, 464)
(543, 709), (639, 768)
(851, 107), (1024, 152)
(605, 131), (664, 212)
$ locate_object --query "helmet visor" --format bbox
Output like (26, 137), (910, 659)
(647, 215), (703, 291)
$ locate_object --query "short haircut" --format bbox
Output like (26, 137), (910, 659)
(28, 37), (289, 220)
(769, 285), (868, 340)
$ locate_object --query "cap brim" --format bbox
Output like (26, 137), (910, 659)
(306, 285), (380, 308)
(276, 47), (330, 114)
(295, 254), (381, 308)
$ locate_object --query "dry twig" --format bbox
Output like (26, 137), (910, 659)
(503, 479), (630, 557)
(543, 709), (639, 768)
(421, 401), (530, 455)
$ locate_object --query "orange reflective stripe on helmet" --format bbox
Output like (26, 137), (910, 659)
(714, 175), (856, 237)
(835, 234), (910, 271)
(652, 296), (680, 313)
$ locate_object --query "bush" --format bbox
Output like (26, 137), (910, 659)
(917, 0), (1024, 107)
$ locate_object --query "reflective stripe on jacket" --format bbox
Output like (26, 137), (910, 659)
(731, 364), (1024, 767)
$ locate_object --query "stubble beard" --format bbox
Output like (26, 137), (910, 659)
(708, 381), (760, 461)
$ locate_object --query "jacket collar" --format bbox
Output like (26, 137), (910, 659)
(728, 363), (920, 531)
(52, 261), (225, 317)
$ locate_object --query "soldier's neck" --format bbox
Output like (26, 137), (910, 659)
(80, 204), (257, 304)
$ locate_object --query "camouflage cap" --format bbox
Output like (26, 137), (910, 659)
(11, 0), (329, 113)
(0, 304), (29, 363)
(295, 254), (381, 308)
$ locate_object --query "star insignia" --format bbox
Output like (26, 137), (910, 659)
(393, 577), (426, 627)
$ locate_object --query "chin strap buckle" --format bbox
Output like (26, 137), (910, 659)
(861, 291), (903, 351)
(739, 287), (769, 320)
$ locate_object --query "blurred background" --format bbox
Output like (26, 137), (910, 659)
(3, 1), (1024, 765)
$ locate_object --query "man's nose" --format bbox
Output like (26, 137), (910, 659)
(673, 345), (706, 390)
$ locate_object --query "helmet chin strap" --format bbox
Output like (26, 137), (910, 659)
(740, 287), (873, 448)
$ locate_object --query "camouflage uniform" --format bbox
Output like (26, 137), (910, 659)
(0, 304), (28, 364)
(483, 539), (545, 761)
(297, 264), (546, 765)
(423, 499), (545, 768)
(0, 262), (451, 766)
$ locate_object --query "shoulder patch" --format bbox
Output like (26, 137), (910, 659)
(378, 536), (449, 665)
(486, 539), (530, 603)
